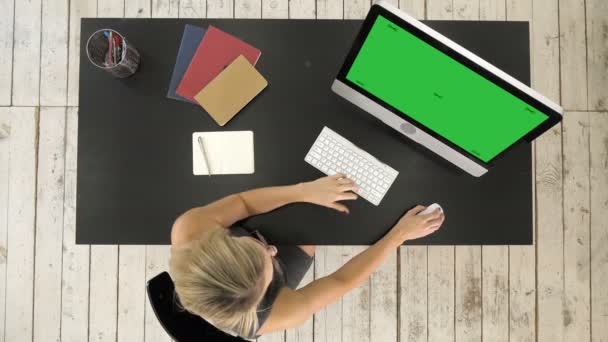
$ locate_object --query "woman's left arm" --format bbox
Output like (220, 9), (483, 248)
(171, 174), (358, 245)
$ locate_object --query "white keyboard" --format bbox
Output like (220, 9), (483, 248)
(304, 127), (399, 206)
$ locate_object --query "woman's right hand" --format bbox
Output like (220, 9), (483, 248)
(390, 205), (445, 242)
(298, 174), (358, 214)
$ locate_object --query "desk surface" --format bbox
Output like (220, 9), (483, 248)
(77, 18), (532, 245)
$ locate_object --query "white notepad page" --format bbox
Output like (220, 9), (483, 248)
(192, 131), (254, 175)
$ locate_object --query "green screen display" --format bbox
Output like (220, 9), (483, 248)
(345, 15), (548, 163)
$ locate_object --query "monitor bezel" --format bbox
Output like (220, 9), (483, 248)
(335, 3), (563, 166)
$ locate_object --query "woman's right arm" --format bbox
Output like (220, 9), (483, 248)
(257, 205), (445, 334)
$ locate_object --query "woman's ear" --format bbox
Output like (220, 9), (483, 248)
(269, 245), (278, 257)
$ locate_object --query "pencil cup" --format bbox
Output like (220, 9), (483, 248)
(86, 29), (140, 78)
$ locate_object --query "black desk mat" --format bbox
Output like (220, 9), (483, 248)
(77, 19), (531, 245)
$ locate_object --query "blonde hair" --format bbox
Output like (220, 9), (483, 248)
(170, 228), (267, 336)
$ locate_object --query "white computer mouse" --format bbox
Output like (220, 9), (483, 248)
(417, 203), (443, 216)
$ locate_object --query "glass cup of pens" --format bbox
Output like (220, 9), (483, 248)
(86, 29), (140, 78)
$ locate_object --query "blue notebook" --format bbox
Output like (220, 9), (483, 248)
(167, 25), (207, 103)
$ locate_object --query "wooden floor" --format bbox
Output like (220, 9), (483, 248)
(0, 0), (606, 341)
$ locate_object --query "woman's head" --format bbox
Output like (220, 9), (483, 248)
(170, 228), (276, 336)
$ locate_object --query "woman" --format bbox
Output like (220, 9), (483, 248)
(170, 174), (444, 339)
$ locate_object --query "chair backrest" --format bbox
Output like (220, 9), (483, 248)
(146, 271), (247, 342)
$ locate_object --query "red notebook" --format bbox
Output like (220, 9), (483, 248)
(176, 25), (261, 101)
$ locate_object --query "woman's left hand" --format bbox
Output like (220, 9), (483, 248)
(299, 174), (359, 214)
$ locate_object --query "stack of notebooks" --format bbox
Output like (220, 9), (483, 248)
(167, 25), (267, 126)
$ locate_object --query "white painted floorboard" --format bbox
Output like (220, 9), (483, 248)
(61, 107), (91, 342)
(4, 107), (38, 342)
(33, 107), (66, 342)
(0, 108), (11, 342)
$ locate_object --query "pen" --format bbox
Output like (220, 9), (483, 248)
(197, 136), (212, 176)
(108, 32), (114, 66)
(114, 34), (122, 63)
(113, 36), (117, 64)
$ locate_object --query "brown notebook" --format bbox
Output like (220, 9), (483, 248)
(194, 55), (268, 126)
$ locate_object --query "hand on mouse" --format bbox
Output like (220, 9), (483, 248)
(390, 205), (445, 242)
(299, 174), (358, 214)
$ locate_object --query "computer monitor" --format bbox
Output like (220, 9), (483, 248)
(332, 0), (563, 177)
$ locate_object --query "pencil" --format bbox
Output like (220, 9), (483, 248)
(197, 136), (212, 176)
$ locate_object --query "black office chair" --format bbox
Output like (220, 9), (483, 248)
(146, 272), (247, 342)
